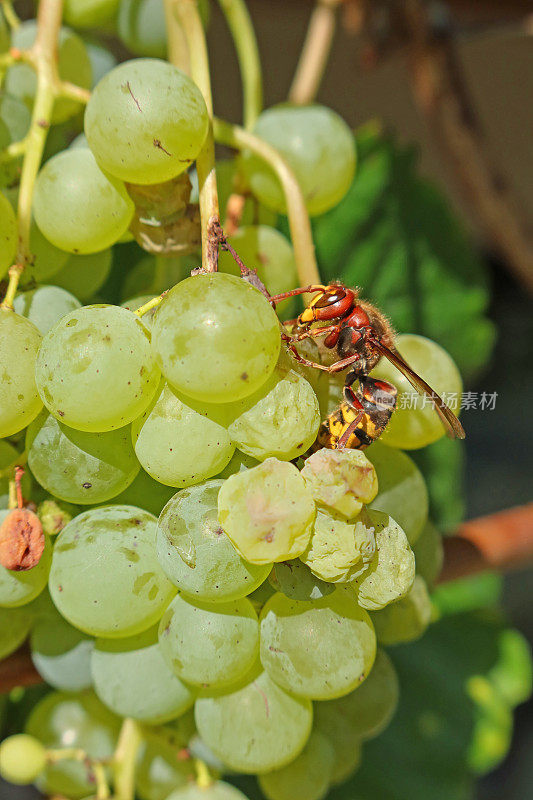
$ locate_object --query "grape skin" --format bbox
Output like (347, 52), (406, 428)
(194, 666), (313, 774)
(301, 509), (376, 584)
(366, 441), (428, 545)
(27, 412), (140, 504)
(85, 59), (209, 185)
(0, 310), (43, 438)
(167, 782), (252, 800)
(35, 305), (160, 433)
(91, 625), (196, 723)
(49, 505), (176, 637)
(349, 509), (416, 611)
(51, 250), (113, 302)
(301, 447), (378, 520)
(0, 605), (35, 659)
(0, 734), (47, 785)
(259, 588), (376, 700)
(30, 607), (94, 692)
(258, 730), (335, 800)
(372, 575), (432, 645)
(14, 285), (81, 335)
(159, 593), (259, 690)
(241, 104), (356, 216)
(156, 481), (271, 603)
(151, 273), (281, 404)
(33, 150), (134, 254)
(218, 458), (316, 565)
(132, 382), (235, 487)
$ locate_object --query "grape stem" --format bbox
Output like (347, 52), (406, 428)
(0, 0), (20, 30)
(46, 747), (111, 799)
(0, 0), (91, 310)
(170, 0), (220, 273)
(163, 0), (190, 74)
(217, 0), (263, 129)
(113, 718), (142, 800)
(134, 293), (167, 317)
(194, 757), (213, 788)
(213, 117), (321, 287)
(288, 0), (342, 105)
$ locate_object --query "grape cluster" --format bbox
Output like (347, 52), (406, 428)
(0, 13), (460, 800)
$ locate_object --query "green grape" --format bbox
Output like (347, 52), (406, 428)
(0, 190), (16, 278)
(313, 701), (362, 785)
(49, 505), (176, 637)
(218, 458), (316, 565)
(198, 158), (276, 229)
(25, 691), (120, 798)
(268, 560), (334, 602)
(0, 439), (31, 509)
(317, 648), (399, 742)
(218, 226), (298, 311)
(241, 104), (356, 216)
(132, 383), (235, 487)
(51, 250), (113, 301)
(91, 625), (196, 723)
(5, 22), (92, 123)
(300, 509), (376, 583)
(159, 593), (259, 689)
(117, 0), (167, 58)
(35, 305), (160, 432)
(226, 366), (320, 461)
(14, 286), (81, 335)
(136, 728), (195, 800)
(112, 468), (176, 516)
(371, 334), (463, 449)
(0, 511), (52, 607)
(0, 310), (43, 438)
(151, 273), (280, 403)
(37, 498), (78, 536)
(301, 447), (378, 520)
(0, 734), (47, 785)
(117, 0), (209, 61)
(84, 40), (117, 87)
(365, 441), (428, 545)
(30, 606), (94, 691)
(166, 782), (251, 800)
(156, 480), (270, 602)
(215, 449), (259, 479)
(0, 604), (34, 659)
(34, 149), (134, 253)
(372, 575), (432, 645)
(349, 509), (415, 610)
(27, 412), (140, 504)
(70, 132), (89, 148)
(413, 520), (444, 587)
(194, 666), (312, 773)
(64, 0), (120, 29)
(85, 59), (209, 185)
(0, 94), (31, 188)
(260, 588), (376, 700)
(258, 730), (335, 800)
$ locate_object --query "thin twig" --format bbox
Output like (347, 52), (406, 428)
(289, 0), (343, 105)
(214, 117), (321, 288)
(172, 0), (220, 273)
(217, 0), (263, 129)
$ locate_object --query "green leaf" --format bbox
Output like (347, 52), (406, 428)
(312, 131), (496, 381)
